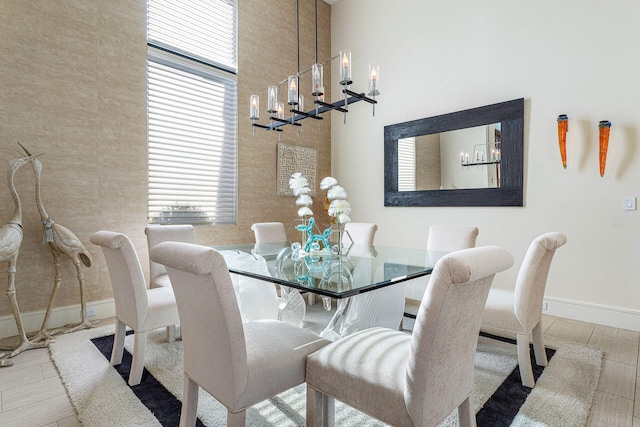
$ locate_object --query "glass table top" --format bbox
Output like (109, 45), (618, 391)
(214, 242), (447, 299)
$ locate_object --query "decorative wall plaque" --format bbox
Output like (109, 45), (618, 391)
(277, 143), (317, 196)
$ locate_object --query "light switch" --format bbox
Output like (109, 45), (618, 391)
(624, 197), (636, 211)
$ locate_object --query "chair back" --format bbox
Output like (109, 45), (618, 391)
(426, 225), (479, 252)
(90, 231), (149, 329)
(513, 232), (567, 329)
(405, 246), (513, 426)
(251, 222), (287, 243)
(343, 222), (378, 245)
(150, 241), (247, 408)
(145, 225), (195, 282)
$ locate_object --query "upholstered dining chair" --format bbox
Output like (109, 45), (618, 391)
(481, 232), (567, 388)
(341, 222), (378, 247)
(405, 225), (479, 317)
(90, 231), (180, 386)
(150, 241), (330, 427)
(251, 221), (287, 243)
(306, 246), (514, 427)
(145, 224), (196, 288)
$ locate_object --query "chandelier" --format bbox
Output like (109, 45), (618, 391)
(249, 0), (380, 138)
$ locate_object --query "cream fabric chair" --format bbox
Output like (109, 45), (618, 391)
(341, 222), (377, 247)
(481, 232), (567, 388)
(90, 231), (180, 386)
(251, 222), (287, 243)
(150, 241), (330, 427)
(405, 225), (479, 315)
(306, 246), (514, 427)
(145, 225), (196, 288)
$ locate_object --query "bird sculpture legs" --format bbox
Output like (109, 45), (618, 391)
(0, 257), (46, 357)
(30, 251), (97, 343)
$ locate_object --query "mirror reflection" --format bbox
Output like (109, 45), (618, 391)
(398, 123), (502, 191)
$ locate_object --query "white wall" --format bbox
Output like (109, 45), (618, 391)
(330, 0), (640, 330)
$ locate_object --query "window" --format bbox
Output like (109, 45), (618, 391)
(147, 0), (238, 225)
(397, 137), (416, 191)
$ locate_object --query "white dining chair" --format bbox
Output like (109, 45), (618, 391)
(404, 225), (479, 317)
(251, 222), (287, 243)
(341, 222), (378, 247)
(150, 241), (330, 427)
(481, 232), (567, 387)
(306, 246), (514, 427)
(90, 230), (180, 386)
(145, 224), (196, 288)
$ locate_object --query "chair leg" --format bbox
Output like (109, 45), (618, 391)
(516, 332), (535, 388)
(180, 376), (199, 427)
(110, 319), (126, 366)
(166, 325), (177, 342)
(128, 331), (147, 386)
(531, 321), (548, 367)
(306, 385), (323, 427)
(458, 395), (477, 427)
(323, 395), (335, 427)
(226, 410), (246, 427)
(306, 386), (335, 427)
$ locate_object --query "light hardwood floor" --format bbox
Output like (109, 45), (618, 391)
(0, 315), (638, 427)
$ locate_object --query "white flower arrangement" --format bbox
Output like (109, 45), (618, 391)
(289, 172), (313, 217)
(320, 176), (351, 224)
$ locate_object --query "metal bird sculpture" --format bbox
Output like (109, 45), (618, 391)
(17, 143), (95, 342)
(0, 152), (47, 358)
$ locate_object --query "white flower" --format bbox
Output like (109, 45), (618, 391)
(296, 194), (312, 206)
(289, 172), (310, 196)
(328, 199), (352, 217)
(297, 206), (313, 217)
(320, 176), (338, 190)
(327, 185), (347, 200)
(337, 213), (351, 224)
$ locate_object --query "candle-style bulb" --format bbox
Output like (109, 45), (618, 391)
(311, 63), (324, 96)
(287, 76), (299, 105)
(339, 49), (352, 85)
(267, 85), (278, 113)
(368, 64), (380, 96)
(249, 95), (259, 120)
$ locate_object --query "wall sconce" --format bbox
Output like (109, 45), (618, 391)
(598, 120), (611, 177)
(557, 114), (568, 169)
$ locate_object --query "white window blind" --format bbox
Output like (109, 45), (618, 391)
(148, 0), (237, 73)
(398, 137), (416, 191)
(147, 0), (238, 225)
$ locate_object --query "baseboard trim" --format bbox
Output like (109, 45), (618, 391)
(0, 299), (116, 340)
(544, 296), (640, 332)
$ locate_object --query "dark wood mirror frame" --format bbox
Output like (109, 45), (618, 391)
(384, 98), (524, 207)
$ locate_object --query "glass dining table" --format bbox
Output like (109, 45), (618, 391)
(214, 242), (447, 340)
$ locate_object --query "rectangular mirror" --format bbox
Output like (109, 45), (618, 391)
(384, 98), (524, 207)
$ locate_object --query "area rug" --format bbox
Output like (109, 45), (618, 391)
(49, 312), (602, 427)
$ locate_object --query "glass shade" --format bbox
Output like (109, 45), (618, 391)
(312, 63), (324, 96)
(250, 95), (259, 120)
(368, 64), (380, 96)
(288, 75), (299, 105)
(339, 49), (352, 85)
(267, 85), (278, 113)
(298, 95), (304, 112)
